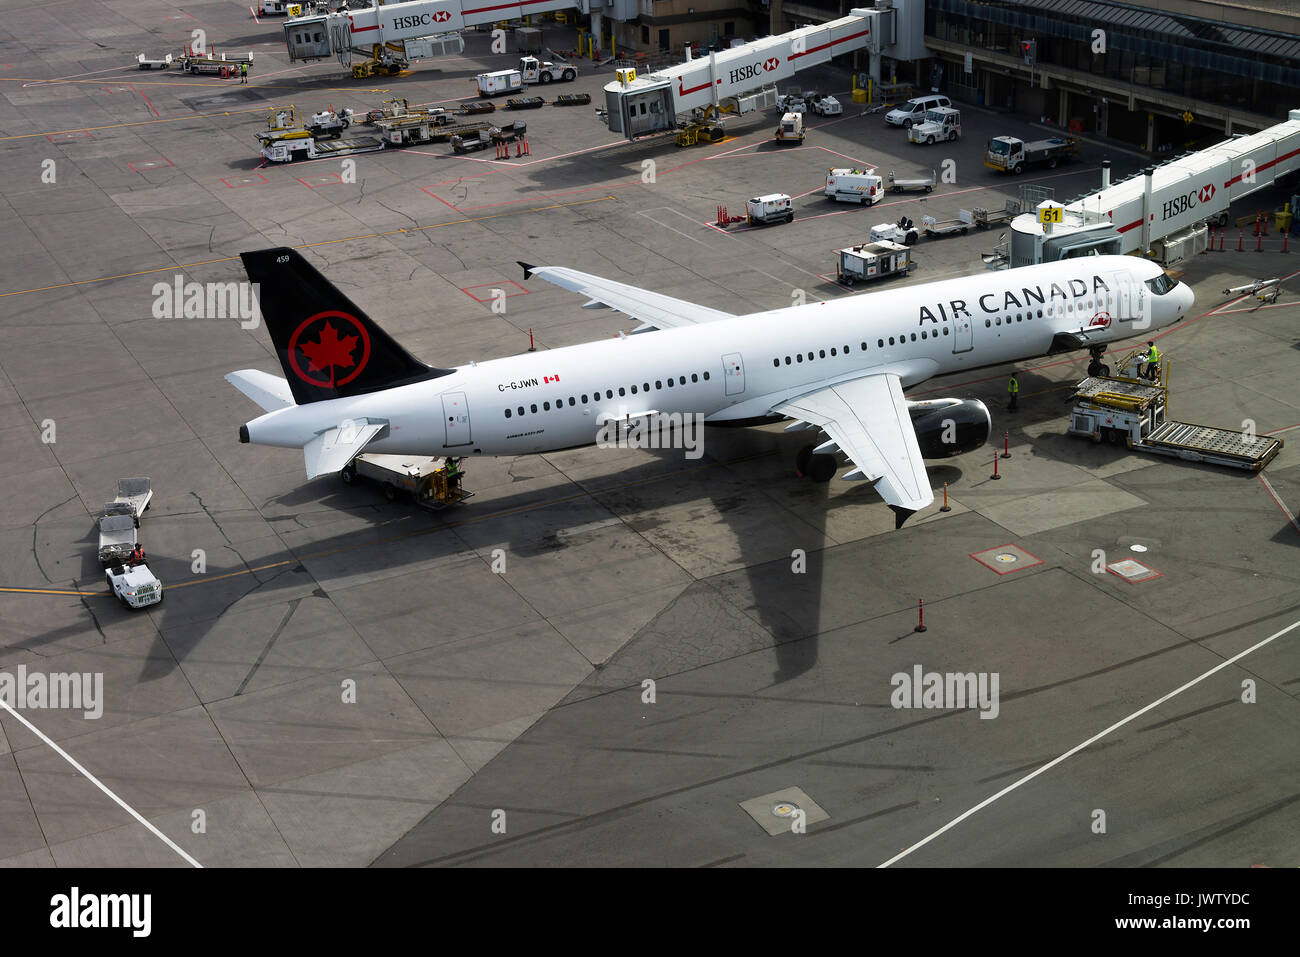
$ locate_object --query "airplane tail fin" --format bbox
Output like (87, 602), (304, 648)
(240, 248), (452, 405)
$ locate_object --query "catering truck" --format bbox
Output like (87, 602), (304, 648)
(984, 135), (1080, 174)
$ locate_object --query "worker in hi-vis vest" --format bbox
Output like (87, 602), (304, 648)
(1007, 374), (1019, 411)
(1142, 340), (1159, 380)
(240, 62), (248, 84)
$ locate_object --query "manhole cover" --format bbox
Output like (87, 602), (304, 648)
(994, 553), (1018, 564)
(1130, 544), (1148, 552)
(1106, 558), (1162, 583)
(772, 801), (801, 818)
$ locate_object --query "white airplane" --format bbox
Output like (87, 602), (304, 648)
(227, 249), (1192, 526)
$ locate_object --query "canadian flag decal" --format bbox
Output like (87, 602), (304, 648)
(544, 374), (561, 383)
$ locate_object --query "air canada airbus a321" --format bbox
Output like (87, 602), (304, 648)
(227, 249), (1192, 526)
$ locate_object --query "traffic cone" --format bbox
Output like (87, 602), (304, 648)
(515, 137), (521, 157)
(523, 136), (530, 156)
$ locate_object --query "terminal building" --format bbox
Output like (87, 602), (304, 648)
(765, 0), (1300, 138)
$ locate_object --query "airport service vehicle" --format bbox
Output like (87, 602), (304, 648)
(306, 109), (353, 137)
(887, 169), (935, 193)
(450, 121), (526, 153)
(777, 93), (807, 114)
(98, 509), (138, 566)
(136, 53), (172, 70)
(341, 453), (473, 507)
(837, 240), (912, 285)
(477, 69), (523, 96)
(807, 93), (842, 116)
(106, 562), (163, 609)
(971, 200), (1022, 228)
(228, 245), (1191, 527)
(506, 96), (546, 110)
(870, 217), (919, 246)
(258, 130), (383, 162)
(985, 135), (1080, 175)
(825, 167), (883, 205)
(921, 210), (973, 238)
(1067, 351), (1282, 471)
(112, 477), (153, 516)
(518, 55), (575, 84)
(176, 51), (253, 76)
(885, 94), (951, 129)
(908, 107), (961, 144)
(747, 194), (794, 224)
(775, 112), (805, 144)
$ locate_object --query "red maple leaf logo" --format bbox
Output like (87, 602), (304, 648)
(287, 311), (370, 389)
(299, 321), (358, 384)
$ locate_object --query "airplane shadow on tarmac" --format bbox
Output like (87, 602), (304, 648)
(71, 421), (968, 690)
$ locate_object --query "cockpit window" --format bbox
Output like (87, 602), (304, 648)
(1145, 273), (1177, 295)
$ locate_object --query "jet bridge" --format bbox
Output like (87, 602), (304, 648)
(282, 0), (578, 72)
(1010, 109), (1300, 267)
(602, 0), (925, 140)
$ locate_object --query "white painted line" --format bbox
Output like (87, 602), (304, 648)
(0, 698), (202, 868)
(1258, 473), (1300, 537)
(878, 615), (1300, 867)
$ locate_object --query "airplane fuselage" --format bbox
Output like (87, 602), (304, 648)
(242, 256), (1192, 458)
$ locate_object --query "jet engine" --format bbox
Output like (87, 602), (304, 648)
(908, 398), (991, 458)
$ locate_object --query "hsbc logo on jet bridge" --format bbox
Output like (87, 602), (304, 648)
(727, 58), (780, 85)
(1161, 182), (1216, 221)
(393, 11), (451, 29)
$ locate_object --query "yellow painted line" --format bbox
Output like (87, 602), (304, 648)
(0, 103), (282, 141)
(0, 587), (87, 596)
(0, 196), (614, 298)
(1, 450), (777, 600)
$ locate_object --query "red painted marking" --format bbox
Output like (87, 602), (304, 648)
(134, 86), (160, 117)
(788, 29), (869, 61)
(970, 545), (1045, 576)
(297, 173), (344, 187)
(1116, 218), (1143, 234)
(679, 77), (710, 96)
(351, 24), (379, 32)
(461, 280), (528, 302)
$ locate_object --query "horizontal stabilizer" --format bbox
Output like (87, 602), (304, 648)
(304, 419), (387, 480)
(225, 370), (294, 413)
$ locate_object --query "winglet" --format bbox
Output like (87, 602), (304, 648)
(890, 505), (916, 530)
(518, 261), (536, 280)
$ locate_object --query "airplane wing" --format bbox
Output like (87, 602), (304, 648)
(225, 370), (294, 412)
(519, 263), (735, 331)
(303, 419), (387, 480)
(773, 373), (933, 527)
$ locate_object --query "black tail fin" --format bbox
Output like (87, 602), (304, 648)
(241, 247), (452, 405)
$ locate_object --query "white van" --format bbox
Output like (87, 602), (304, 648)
(825, 167), (883, 205)
(885, 94), (952, 129)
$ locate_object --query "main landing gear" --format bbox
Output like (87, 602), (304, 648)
(1087, 345), (1110, 378)
(796, 444), (838, 482)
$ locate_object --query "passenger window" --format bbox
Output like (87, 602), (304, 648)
(843, 345), (849, 353)
(657, 379), (663, 388)
(921, 330), (927, 339)
(819, 349), (826, 358)
(785, 356), (791, 364)
(505, 409), (512, 418)
(877, 339), (884, 347)
(702, 371), (710, 380)
(806, 352), (813, 361)
(630, 385), (637, 394)
(666, 377), (673, 387)
(618, 387), (625, 396)
(543, 401), (550, 410)
(530, 404), (537, 413)
(569, 397), (575, 406)
(830, 348), (837, 357)
(943, 327), (949, 335)
(797, 354), (803, 362)
(985, 319), (991, 327)
(910, 333), (917, 341)
(1037, 309), (1043, 318)
(643, 383), (650, 392)
(606, 389), (613, 399)
(518, 406), (525, 416)
(680, 376), (686, 384)
(888, 336), (895, 345)
(691, 374), (698, 382)
(581, 394), (588, 404)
